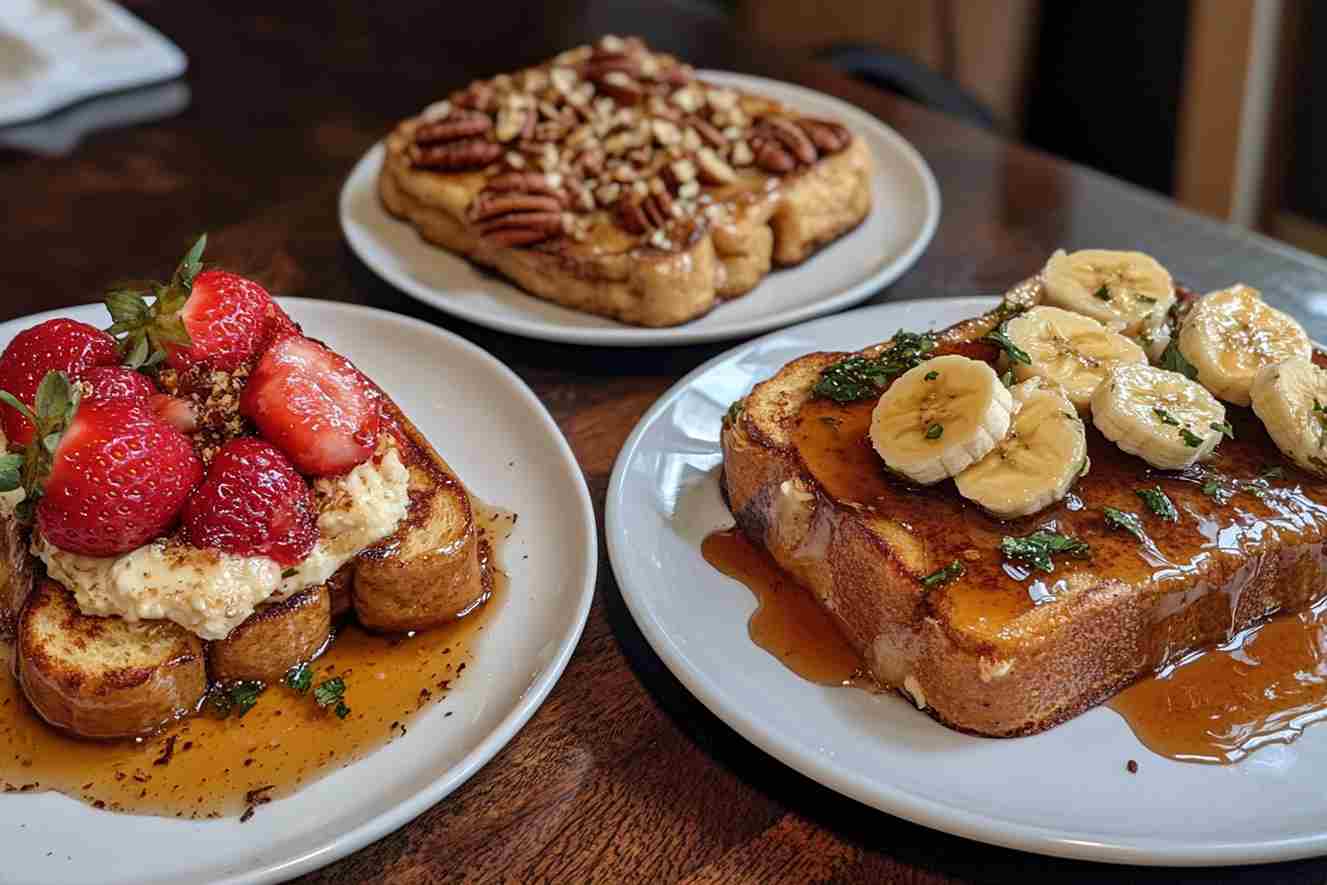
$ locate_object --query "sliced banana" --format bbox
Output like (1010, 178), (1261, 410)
(869, 354), (1014, 485)
(1091, 363), (1227, 470)
(1002, 306), (1147, 412)
(1042, 248), (1175, 337)
(1250, 357), (1327, 477)
(955, 378), (1088, 519)
(1177, 284), (1311, 406)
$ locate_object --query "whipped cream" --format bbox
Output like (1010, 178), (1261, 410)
(34, 436), (413, 640)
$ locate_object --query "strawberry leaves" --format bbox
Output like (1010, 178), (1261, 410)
(104, 234), (207, 370)
(0, 371), (81, 520)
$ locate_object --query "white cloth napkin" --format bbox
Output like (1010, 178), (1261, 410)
(0, 0), (186, 127)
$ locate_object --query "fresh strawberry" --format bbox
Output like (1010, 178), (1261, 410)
(149, 393), (200, 434)
(75, 366), (157, 403)
(36, 398), (203, 556)
(183, 437), (317, 566)
(260, 301), (301, 352)
(166, 270), (273, 372)
(0, 319), (117, 447)
(240, 336), (380, 477)
(105, 235), (277, 374)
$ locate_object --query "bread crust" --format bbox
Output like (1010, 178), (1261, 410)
(207, 586), (332, 683)
(722, 281), (1327, 736)
(377, 110), (873, 327)
(17, 579), (206, 739)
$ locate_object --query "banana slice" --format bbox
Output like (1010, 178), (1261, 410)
(1250, 357), (1327, 477)
(1177, 284), (1311, 406)
(1091, 363), (1228, 470)
(1002, 306), (1147, 411)
(955, 378), (1088, 518)
(869, 354), (1014, 485)
(1042, 248), (1175, 337)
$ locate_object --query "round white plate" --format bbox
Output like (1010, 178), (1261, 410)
(607, 296), (1327, 866)
(0, 298), (597, 885)
(340, 70), (940, 347)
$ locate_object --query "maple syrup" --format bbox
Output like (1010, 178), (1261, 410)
(0, 505), (513, 818)
(701, 528), (870, 687)
(1109, 597), (1327, 763)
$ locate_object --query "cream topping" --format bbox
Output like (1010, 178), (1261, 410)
(34, 436), (413, 640)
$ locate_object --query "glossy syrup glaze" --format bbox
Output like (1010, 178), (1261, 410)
(1108, 596), (1327, 763)
(702, 527), (869, 687)
(0, 505), (511, 818)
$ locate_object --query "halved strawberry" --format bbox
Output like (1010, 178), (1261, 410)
(105, 235), (277, 373)
(166, 270), (272, 372)
(240, 336), (380, 477)
(149, 393), (200, 434)
(260, 301), (301, 353)
(183, 437), (317, 566)
(37, 397), (203, 556)
(0, 319), (118, 447)
(75, 366), (157, 403)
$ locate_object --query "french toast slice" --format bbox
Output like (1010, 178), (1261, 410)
(17, 579), (206, 739)
(207, 586), (332, 683)
(377, 36), (873, 327)
(721, 280), (1327, 736)
(351, 395), (485, 633)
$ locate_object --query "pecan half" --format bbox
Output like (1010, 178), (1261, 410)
(748, 135), (795, 174)
(797, 118), (851, 154)
(756, 117), (817, 165)
(486, 172), (569, 206)
(616, 186), (674, 235)
(415, 110), (491, 145)
(468, 192), (564, 223)
(451, 80), (496, 113)
(597, 71), (644, 106)
(686, 115), (727, 149)
(410, 139), (502, 171)
(477, 212), (564, 248)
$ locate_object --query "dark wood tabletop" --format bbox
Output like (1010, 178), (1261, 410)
(6, 2), (1327, 882)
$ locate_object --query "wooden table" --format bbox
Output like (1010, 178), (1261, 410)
(6, 3), (1327, 882)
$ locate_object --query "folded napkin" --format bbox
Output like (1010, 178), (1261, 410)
(0, 0), (186, 127)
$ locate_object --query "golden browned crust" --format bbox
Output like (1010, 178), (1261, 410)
(0, 506), (32, 640)
(721, 281), (1327, 737)
(17, 579), (207, 739)
(207, 586), (332, 683)
(378, 110), (872, 328)
(351, 392), (486, 633)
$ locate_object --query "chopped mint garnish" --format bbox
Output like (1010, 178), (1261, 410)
(925, 423), (943, 440)
(983, 322), (1032, 366)
(1092, 285), (1112, 302)
(924, 370), (939, 381)
(1210, 421), (1234, 440)
(1152, 407), (1179, 427)
(1179, 427), (1203, 447)
(813, 330), (937, 402)
(284, 663), (312, 694)
(999, 530), (1090, 574)
(1159, 339), (1198, 380)
(1103, 507), (1146, 542)
(920, 559), (965, 589)
(1136, 485), (1178, 521)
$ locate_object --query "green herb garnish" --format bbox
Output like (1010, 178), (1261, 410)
(1137, 294), (1158, 304)
(314, 677), (351, 719)
(1159, 339), (1198, 380)
(1136, 486), (1178, 521)
(999, 530), (1090, 574)
(924, 370), (939, 381)
(1201, 479), (1232, 504)
(1179, 427), (1203, 447)
(1092, 284), (1112, 302)
(1210, 421), (1234, 439)
(1152, 407), (1179, 426)
(211, 681), (264, 718)
(284, 663), (312, 694)
(925, 423), (943, 440)
(1103, 507), (1146, 542)
(724, 400), (743, 427)
(983, 322), (1032, 366)
(812, 330), (937, 402)
(920, 560), (965, 589)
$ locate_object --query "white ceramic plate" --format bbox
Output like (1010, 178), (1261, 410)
(607, 296), (1327, 866)
(0, 299), (597, 885)
(339, 71), (940, 347)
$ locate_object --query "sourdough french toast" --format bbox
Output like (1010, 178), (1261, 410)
(0, 241), (491, 742)
(721, 278), (1327, 737)
(378, 35), (872, 327)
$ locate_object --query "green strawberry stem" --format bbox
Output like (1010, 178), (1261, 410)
(0, 372), (80, 519)
(104, 234), (207, 369)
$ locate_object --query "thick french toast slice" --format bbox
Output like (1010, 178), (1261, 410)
(352, 395), (485, 633)
(17, 579), (206, 739)
(208, 586), (332, 683)
(721, 281), (1327, 736)
(377, 36), (873, 327)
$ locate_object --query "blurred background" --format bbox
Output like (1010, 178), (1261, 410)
(1, 0), (1321, 253)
